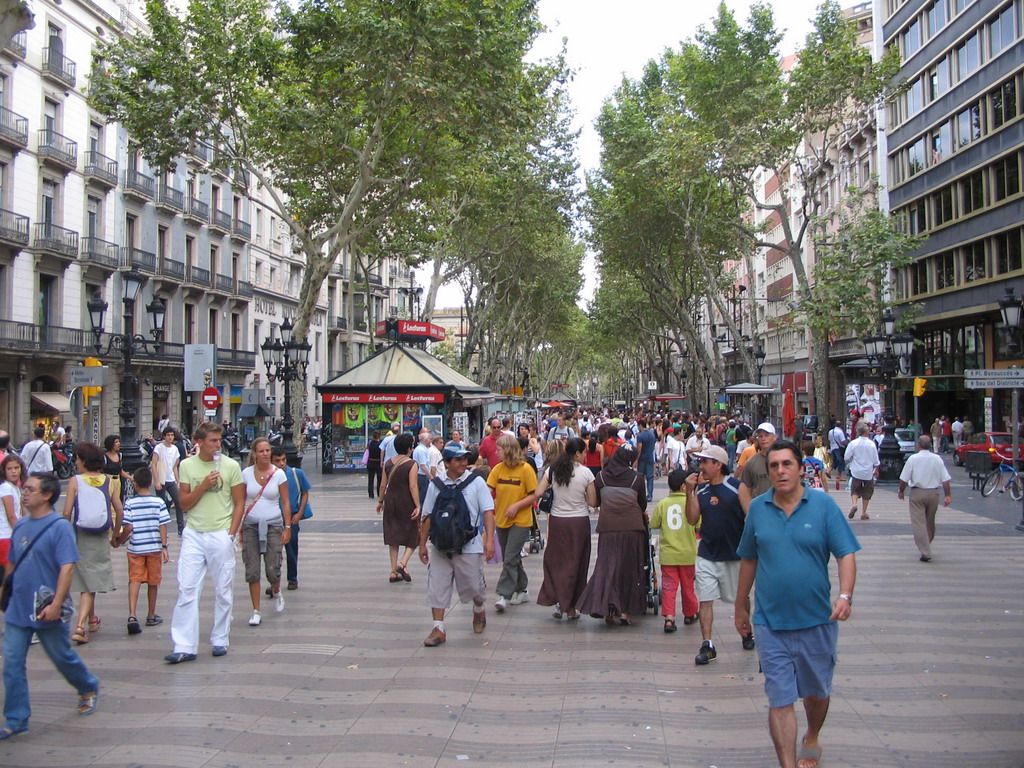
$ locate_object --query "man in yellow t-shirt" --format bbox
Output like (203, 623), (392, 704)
(165, 422), (244, 664)
(649, 468), (699, 632)
(486, 436), (537, 612)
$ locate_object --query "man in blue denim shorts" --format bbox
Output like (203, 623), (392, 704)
(734, 440), (860, 768)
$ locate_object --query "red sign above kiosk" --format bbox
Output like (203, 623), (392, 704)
(374, 319), (446, 342)
(323, 392), (445, 404)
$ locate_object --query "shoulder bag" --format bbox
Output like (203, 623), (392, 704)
(1, 517), (61, 612)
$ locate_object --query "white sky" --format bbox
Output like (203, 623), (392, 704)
(427, 0), (827, 308)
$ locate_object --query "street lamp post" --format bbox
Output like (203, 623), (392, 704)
(87, 271), (166, 474)
(996, 286), (1024, 532)
(260, 317), (311, 467)
(862, 308), (914, 482)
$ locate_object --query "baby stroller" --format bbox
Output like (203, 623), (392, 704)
(642, 519), (659, 614)
(527, 506), (545, 555)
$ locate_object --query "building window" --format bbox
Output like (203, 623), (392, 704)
(86, 195), (101, 237)
(231, 312), (241, 349)
(904, 18), (921, 57)
(907, 78), (924, 115)
(933, 186), (954, 225)
(907, 137), (926, 176)
(993, 154), (1021, 200)
(208, 307), (218, 346)
(989, 4), (1017, 56)
(910, 260), (929, 295)
(995, 228), (1023, 273)
(963, 241), (986, 281)
(41, 177), (59, 224)
(928, 58), (950, 100)
(931, 122), (952, 163)
(185, 235), (195, 269)
(210, 244), (219, 272)
(992, 78), (1018, 128)
(961, 170), (986, 214)
(184, 303), (195, 344)
(957, 102), (982, 146)
(908, 199), (927, 235)
(927, 0), (948, 37)
(934, 251), (956, 289)
(955, 32), (980, 79)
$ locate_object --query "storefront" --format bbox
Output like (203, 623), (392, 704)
(316, 336), (493, 473)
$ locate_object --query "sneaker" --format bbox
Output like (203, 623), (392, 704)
(212, 646), (228, 657)
(695, 640), (717, 665)
(248, 610), (262, 626)
(275, 592), (285, 613)
(164, 652), (197, 665)
(423, 627), (446, 647)
(509, 590), (529, 605)
(742, 633), (756, 651)
(495, 596), (507, 613)
(287, 581), (298, 590)
(473, 609), (486, 634)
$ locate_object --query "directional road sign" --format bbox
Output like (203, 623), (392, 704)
(964, 369), (1024, 389)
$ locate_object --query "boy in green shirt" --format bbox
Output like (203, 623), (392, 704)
(649, 468), (699, 632)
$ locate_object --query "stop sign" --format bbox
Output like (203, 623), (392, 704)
(201, 386), (221, 410)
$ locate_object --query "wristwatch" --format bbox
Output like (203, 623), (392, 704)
(838, 593), (853, 605)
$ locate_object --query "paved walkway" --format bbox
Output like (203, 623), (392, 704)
(2, 469), (1023, 768)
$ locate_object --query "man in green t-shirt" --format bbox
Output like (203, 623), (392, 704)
(165, 422), (245, 664)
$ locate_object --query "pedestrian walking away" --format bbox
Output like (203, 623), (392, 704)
(649, 468), (698, 632)
(272, 446), (310, 590)
(2, 472), (100, 740)
(844, 423), (879, 520)
(735, 440), (860, 768)
(897, 436), (951, 562)
(418, 446), (495, 647)
(166, 421), (244, 663)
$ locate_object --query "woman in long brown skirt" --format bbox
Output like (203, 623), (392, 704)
(376, 433), (419, 583)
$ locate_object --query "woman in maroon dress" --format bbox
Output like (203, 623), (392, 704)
(375, 433), (419, 583)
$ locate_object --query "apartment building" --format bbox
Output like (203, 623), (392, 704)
(882, 0), (1023, 428)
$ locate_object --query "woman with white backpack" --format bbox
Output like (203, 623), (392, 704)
(62, 442), (123, 645)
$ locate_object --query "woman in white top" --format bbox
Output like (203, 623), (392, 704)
(0, 453), (26, 566)
(240, 438), (291, 626)
(536, 437), (598, 620)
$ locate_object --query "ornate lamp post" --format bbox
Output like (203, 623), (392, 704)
(862, 308), (914, 482)
(260, 317), (311, 466)
(996, 286), (1024, 532)
(87, 270), (166, 473)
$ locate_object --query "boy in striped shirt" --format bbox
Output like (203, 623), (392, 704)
(118, 467), (170, 635)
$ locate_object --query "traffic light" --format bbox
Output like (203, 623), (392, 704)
(913, 377), (928, 397)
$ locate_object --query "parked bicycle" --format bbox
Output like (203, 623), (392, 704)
(981, 458), (1023, 501)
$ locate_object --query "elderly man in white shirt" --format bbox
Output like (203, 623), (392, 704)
(844, 422), (879, 520)
(897, 435), (951, 562)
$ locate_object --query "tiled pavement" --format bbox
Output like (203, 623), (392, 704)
(2, 468), (1023, 768)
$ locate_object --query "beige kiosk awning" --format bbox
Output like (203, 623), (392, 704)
(32, 392), (71, 413)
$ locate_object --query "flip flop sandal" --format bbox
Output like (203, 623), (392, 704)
(797, 744), (823, 768)
(71, 625), (88, 644)
(127, 616), (141, 635)
(77, 691), (99, 716)
(145, 615), (163, 626)
(396, 564), (412, 583)
(88, 617), (101, 632)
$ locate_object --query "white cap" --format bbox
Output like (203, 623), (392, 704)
(755, 422), (777, 435)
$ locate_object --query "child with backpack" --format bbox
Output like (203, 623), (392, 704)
(418, 446), (495, 647)
(117, 466), (170, 634)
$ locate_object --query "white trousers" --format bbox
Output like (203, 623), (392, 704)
(170, 527), (236, 653)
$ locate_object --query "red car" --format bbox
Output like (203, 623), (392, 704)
(953, 432), (1016, 466)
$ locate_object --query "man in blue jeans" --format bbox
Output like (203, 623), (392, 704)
(635, 419), (657, 502)
(271, 446), (310, 590)
(2, 472), (100, 739)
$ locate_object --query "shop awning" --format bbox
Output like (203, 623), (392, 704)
(724, 382), (778, 395)
(31, 392), (71, 413)
(237, 403), (273, 419)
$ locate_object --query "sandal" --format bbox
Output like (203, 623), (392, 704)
(663, 618), (677, 633)
(565, 610), (580, 620)
(0, 726), (28, 740)
(860, 514), (870, 520)
(88, 616), (101, 632)
(389, 572), (402, 583)
(145, 615), (163, 626)
(71, 625), (88, 644)
(127, 616), (141, 635)
(77, 690), (99, 716)
(396, 564), (412, 583)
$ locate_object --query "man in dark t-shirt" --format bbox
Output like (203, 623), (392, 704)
(635, 419), (657, 502)
(684, 445), (754, 665)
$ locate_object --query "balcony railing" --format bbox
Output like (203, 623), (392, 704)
(157, 184), (185, 211)
(124, 169), (155, 198)
(186, 196), (209, 222)
(215, 273), (233, 292)
(5, 31), (26, 59)
(33, 222), (78, 257)
(0, 319), (87, 354)
(186, 265), (211, 286)
(80, 236), (120, 268)
(0, 208), (29, 246)
(335, 316), (347, 330)
(231, 219), (251, 240)
(236, 279), (254, 298)
(217, 347), (257, 369)
(0, 106), (28, 148)
(190, 141), (212, 162)
(331, 263), (348, 278)
(42, 47), (76, 88)
(211, 209), (231, 231)
(37, 129), (77, 168)
(368, 272), (383, 286)
(83, 150), (117, 186)
(159, 258), (185, 280)
(120, 246), (156, 273)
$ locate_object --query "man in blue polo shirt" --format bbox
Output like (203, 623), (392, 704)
(734, 440), (859, 768)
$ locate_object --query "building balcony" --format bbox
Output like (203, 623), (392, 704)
(120, 246), (156, 273)
(335, 315), (347, 330)
(185, 196), (209, 223)
(41, 47), (76, 89)
(37, 129), (77, 171)
(354, 320), (368, 332)
(83, 150), (118, 188)
(4, 31), (26, 59)
(210, 209), (231, 233)
(124, 169), (155, 201)
(0, 208), (29, 249)
(215, 273), (234, 293)
(368, 271), (383, 286)
(217, 347), (257, 369)
(156, 183), (185, 213)
(185, 265), (211, 287)
(79, 236), (120, 269)
(236, 279), (254, 298)
(0, 319), (87, 355)
(231, 219), (251, 242)
(0, 106), (28, 150)
(330, 263), (348, 279)
(158, 258), (185, 281)
(189, 140), (212, 163)
(33, 222), (78, 258)
(232, 166), (250, 189)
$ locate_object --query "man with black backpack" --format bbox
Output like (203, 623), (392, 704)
(417, 446), (495, 647)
